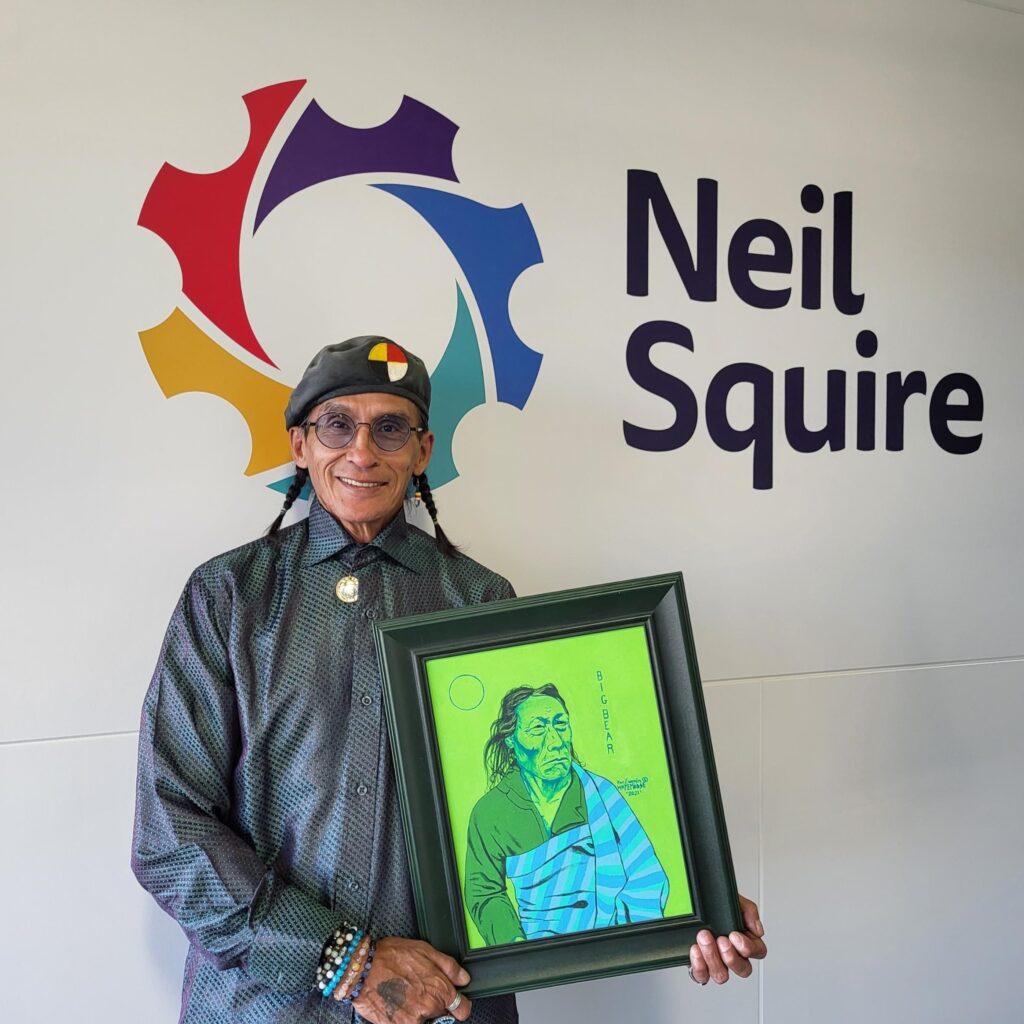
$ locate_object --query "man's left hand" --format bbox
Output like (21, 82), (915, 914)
(688, 894), (766, 985)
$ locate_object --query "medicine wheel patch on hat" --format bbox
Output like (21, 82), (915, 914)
(368, 341), (410, 382)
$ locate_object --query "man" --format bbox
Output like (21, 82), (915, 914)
(132, 336), (765, 1024)
(465, 685), (669, 945)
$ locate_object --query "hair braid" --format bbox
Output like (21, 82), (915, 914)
(267, 467), (309, 537)
(415, 472), (458, 557)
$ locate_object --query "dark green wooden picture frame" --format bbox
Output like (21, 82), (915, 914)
(373, 572), (740, 997)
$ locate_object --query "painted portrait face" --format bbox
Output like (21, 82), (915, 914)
(508, 694), (573, 784)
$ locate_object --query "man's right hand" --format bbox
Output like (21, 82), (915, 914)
(352, 937), (473, 1024)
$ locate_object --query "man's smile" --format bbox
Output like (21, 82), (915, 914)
(337, 476), (387, 489)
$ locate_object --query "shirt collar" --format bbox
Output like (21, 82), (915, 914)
(301, 495), (430, 573)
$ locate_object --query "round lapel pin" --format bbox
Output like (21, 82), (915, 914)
(336, 575), (360, 603)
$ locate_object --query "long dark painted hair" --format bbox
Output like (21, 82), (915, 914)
(482, 684), (579, 789)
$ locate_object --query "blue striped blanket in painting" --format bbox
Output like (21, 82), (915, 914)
(505, 763), (669, 938)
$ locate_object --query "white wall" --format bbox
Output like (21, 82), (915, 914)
(3, 1), (1023, 1020)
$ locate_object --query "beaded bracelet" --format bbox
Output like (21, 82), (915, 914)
(333, 935), (374, 1002)
(315, 923), (364, 998)
(316, 923), (358, 989)
(323, 933), (362, 998)
(347, 939), (375, 1002)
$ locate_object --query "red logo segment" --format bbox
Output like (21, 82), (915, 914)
(138, 80), (306, 368)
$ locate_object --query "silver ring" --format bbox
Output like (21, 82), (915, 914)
(688, 966), (707, 986)
(447, 993), (463, 1013)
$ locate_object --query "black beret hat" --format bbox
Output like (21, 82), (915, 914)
(285, 336), (431, 429)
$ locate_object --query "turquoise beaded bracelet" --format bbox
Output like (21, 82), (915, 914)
(315, 924), (364, 998)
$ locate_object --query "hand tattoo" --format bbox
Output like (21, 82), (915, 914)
(376, 977), (408, 1021)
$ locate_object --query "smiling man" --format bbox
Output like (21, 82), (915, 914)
(131, 336), (765, 1024)
(132, 337), (518, 1024)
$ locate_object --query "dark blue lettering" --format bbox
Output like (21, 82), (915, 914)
(728, 219), (793, 309)
(626, 171), (718, 301)
(929, 373), (984, 454)
(623, 321), (699, 452)
(706, 362), (774, 489)
(833, 191), (864, 315)
(784, 368), (846, 452)
(885, 371), (927, 451)
(855, 330), (878, 450)
(800, 184), (824, 310)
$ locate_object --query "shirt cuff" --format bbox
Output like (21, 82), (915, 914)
(246, 871), (348, 995)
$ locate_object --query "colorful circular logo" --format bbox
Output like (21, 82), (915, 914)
(138, 79), (543, 495)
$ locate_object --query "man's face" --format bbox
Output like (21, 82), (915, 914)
(508, 695), (573, 786)
(290, 392), (434, 543)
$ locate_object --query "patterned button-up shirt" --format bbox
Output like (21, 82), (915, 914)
(132, 499), (518, 1024)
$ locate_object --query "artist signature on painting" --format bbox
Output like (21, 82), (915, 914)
(616, 776), (650, 797)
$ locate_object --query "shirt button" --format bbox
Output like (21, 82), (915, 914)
(356, 784), (369, 796)
(363, 608), (377, 620)
(360, 694), (373, 707)
(349, 880), (360, 891)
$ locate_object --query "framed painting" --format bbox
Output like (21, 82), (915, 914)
(373, 573), (740, 997)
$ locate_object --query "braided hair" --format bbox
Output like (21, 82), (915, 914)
(414, 471), (458, 558)
(266, 415), (455, 554)
(266, 467), (309, 537)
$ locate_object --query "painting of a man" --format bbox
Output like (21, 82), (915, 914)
(464, 684), (669, 946)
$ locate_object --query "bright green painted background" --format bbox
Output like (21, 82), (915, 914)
(425, 624), (693, 949)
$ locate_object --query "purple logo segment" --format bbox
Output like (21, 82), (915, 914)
(254, 95), (460, 231)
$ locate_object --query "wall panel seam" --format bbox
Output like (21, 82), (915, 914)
(704, 653), (1023, 689)
(8, 652), (1021, 746)
(757, 680), (764, 1024)
(0, 729), (139, 749)
(961, 0), (1024, 18)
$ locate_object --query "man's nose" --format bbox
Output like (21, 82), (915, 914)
(545, 725), (567, 747)
(346, 423), (378, 463)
